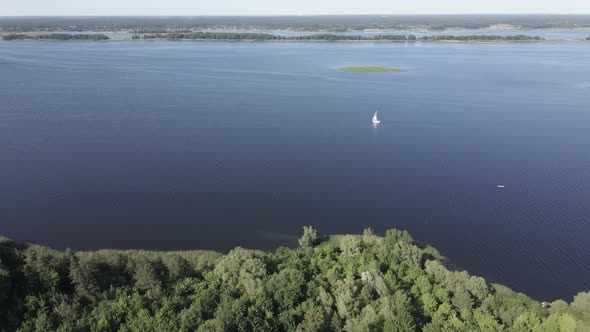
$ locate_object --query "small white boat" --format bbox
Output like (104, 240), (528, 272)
(372, 111), (381, 124)
(497, 185), (505, 188)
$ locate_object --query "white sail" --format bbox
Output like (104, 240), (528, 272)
(372, 111), (380, 124)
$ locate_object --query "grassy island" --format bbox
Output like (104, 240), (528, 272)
(2, 227), (590, 331)
(340, 66), (405, 72)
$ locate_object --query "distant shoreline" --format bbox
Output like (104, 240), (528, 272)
(2, 37), (589, 43)
(1, 30), (590, 43)
(3, 15), (590, 32)
(3, 23), (590, 43)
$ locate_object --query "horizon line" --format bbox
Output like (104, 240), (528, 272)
(3, 13), (590, 18)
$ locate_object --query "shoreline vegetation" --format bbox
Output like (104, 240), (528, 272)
(1, 32), (558, 42)
(1, 33), (110, 41)
(141, 32), (546, 42)
(1, 227), (590, 331)
(340, 66), (405, 72)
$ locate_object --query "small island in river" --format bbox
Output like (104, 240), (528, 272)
(340, 66), (406, 72)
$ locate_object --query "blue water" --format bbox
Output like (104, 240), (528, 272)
(1, 40), (589, 301)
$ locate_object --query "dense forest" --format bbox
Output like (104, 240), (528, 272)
(1, 34), (109, 41)
(1, 227), (590, 331)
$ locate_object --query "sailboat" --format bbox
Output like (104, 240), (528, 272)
(372, 111), (381, 125)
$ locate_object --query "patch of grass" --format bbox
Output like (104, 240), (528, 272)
(340, 66), (405, 72)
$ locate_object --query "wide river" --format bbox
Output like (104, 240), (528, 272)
(1, 40), (589, 300)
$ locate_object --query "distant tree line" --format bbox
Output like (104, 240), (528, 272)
(293, 34), (372, 41)
(130, 28), (189, 34)
(0, 32), (547, 42)
(2, 15), (590, 32)
(1, 227), (590, 331)
(420, 34), (544, 41)
(139, 32), (544, 42)
(292, 34), (410, 41)
(2, 33), (110, 41)
(142, 32), (287, 40)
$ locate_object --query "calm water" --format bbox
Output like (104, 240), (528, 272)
(1, 41), (589, 300)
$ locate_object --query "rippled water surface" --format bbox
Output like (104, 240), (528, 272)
(1, 40), (589, 300)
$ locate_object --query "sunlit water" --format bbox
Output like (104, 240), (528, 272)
(1, 40), (589, 300)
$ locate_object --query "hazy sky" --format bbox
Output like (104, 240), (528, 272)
(3, 0), (590, 16)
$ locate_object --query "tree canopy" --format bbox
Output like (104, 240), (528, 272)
(1, 228), (588, 331)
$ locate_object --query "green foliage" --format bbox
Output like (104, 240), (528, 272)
(298, 226), (318, 248)
(2, 33), (109, 40)
(1, 229), (589, 331)
(339, 235), (362, 258)
(383, 310), (416, 332)
(572, 291), (590, 311)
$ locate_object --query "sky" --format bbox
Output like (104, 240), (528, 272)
(3, 0), (590, 16)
